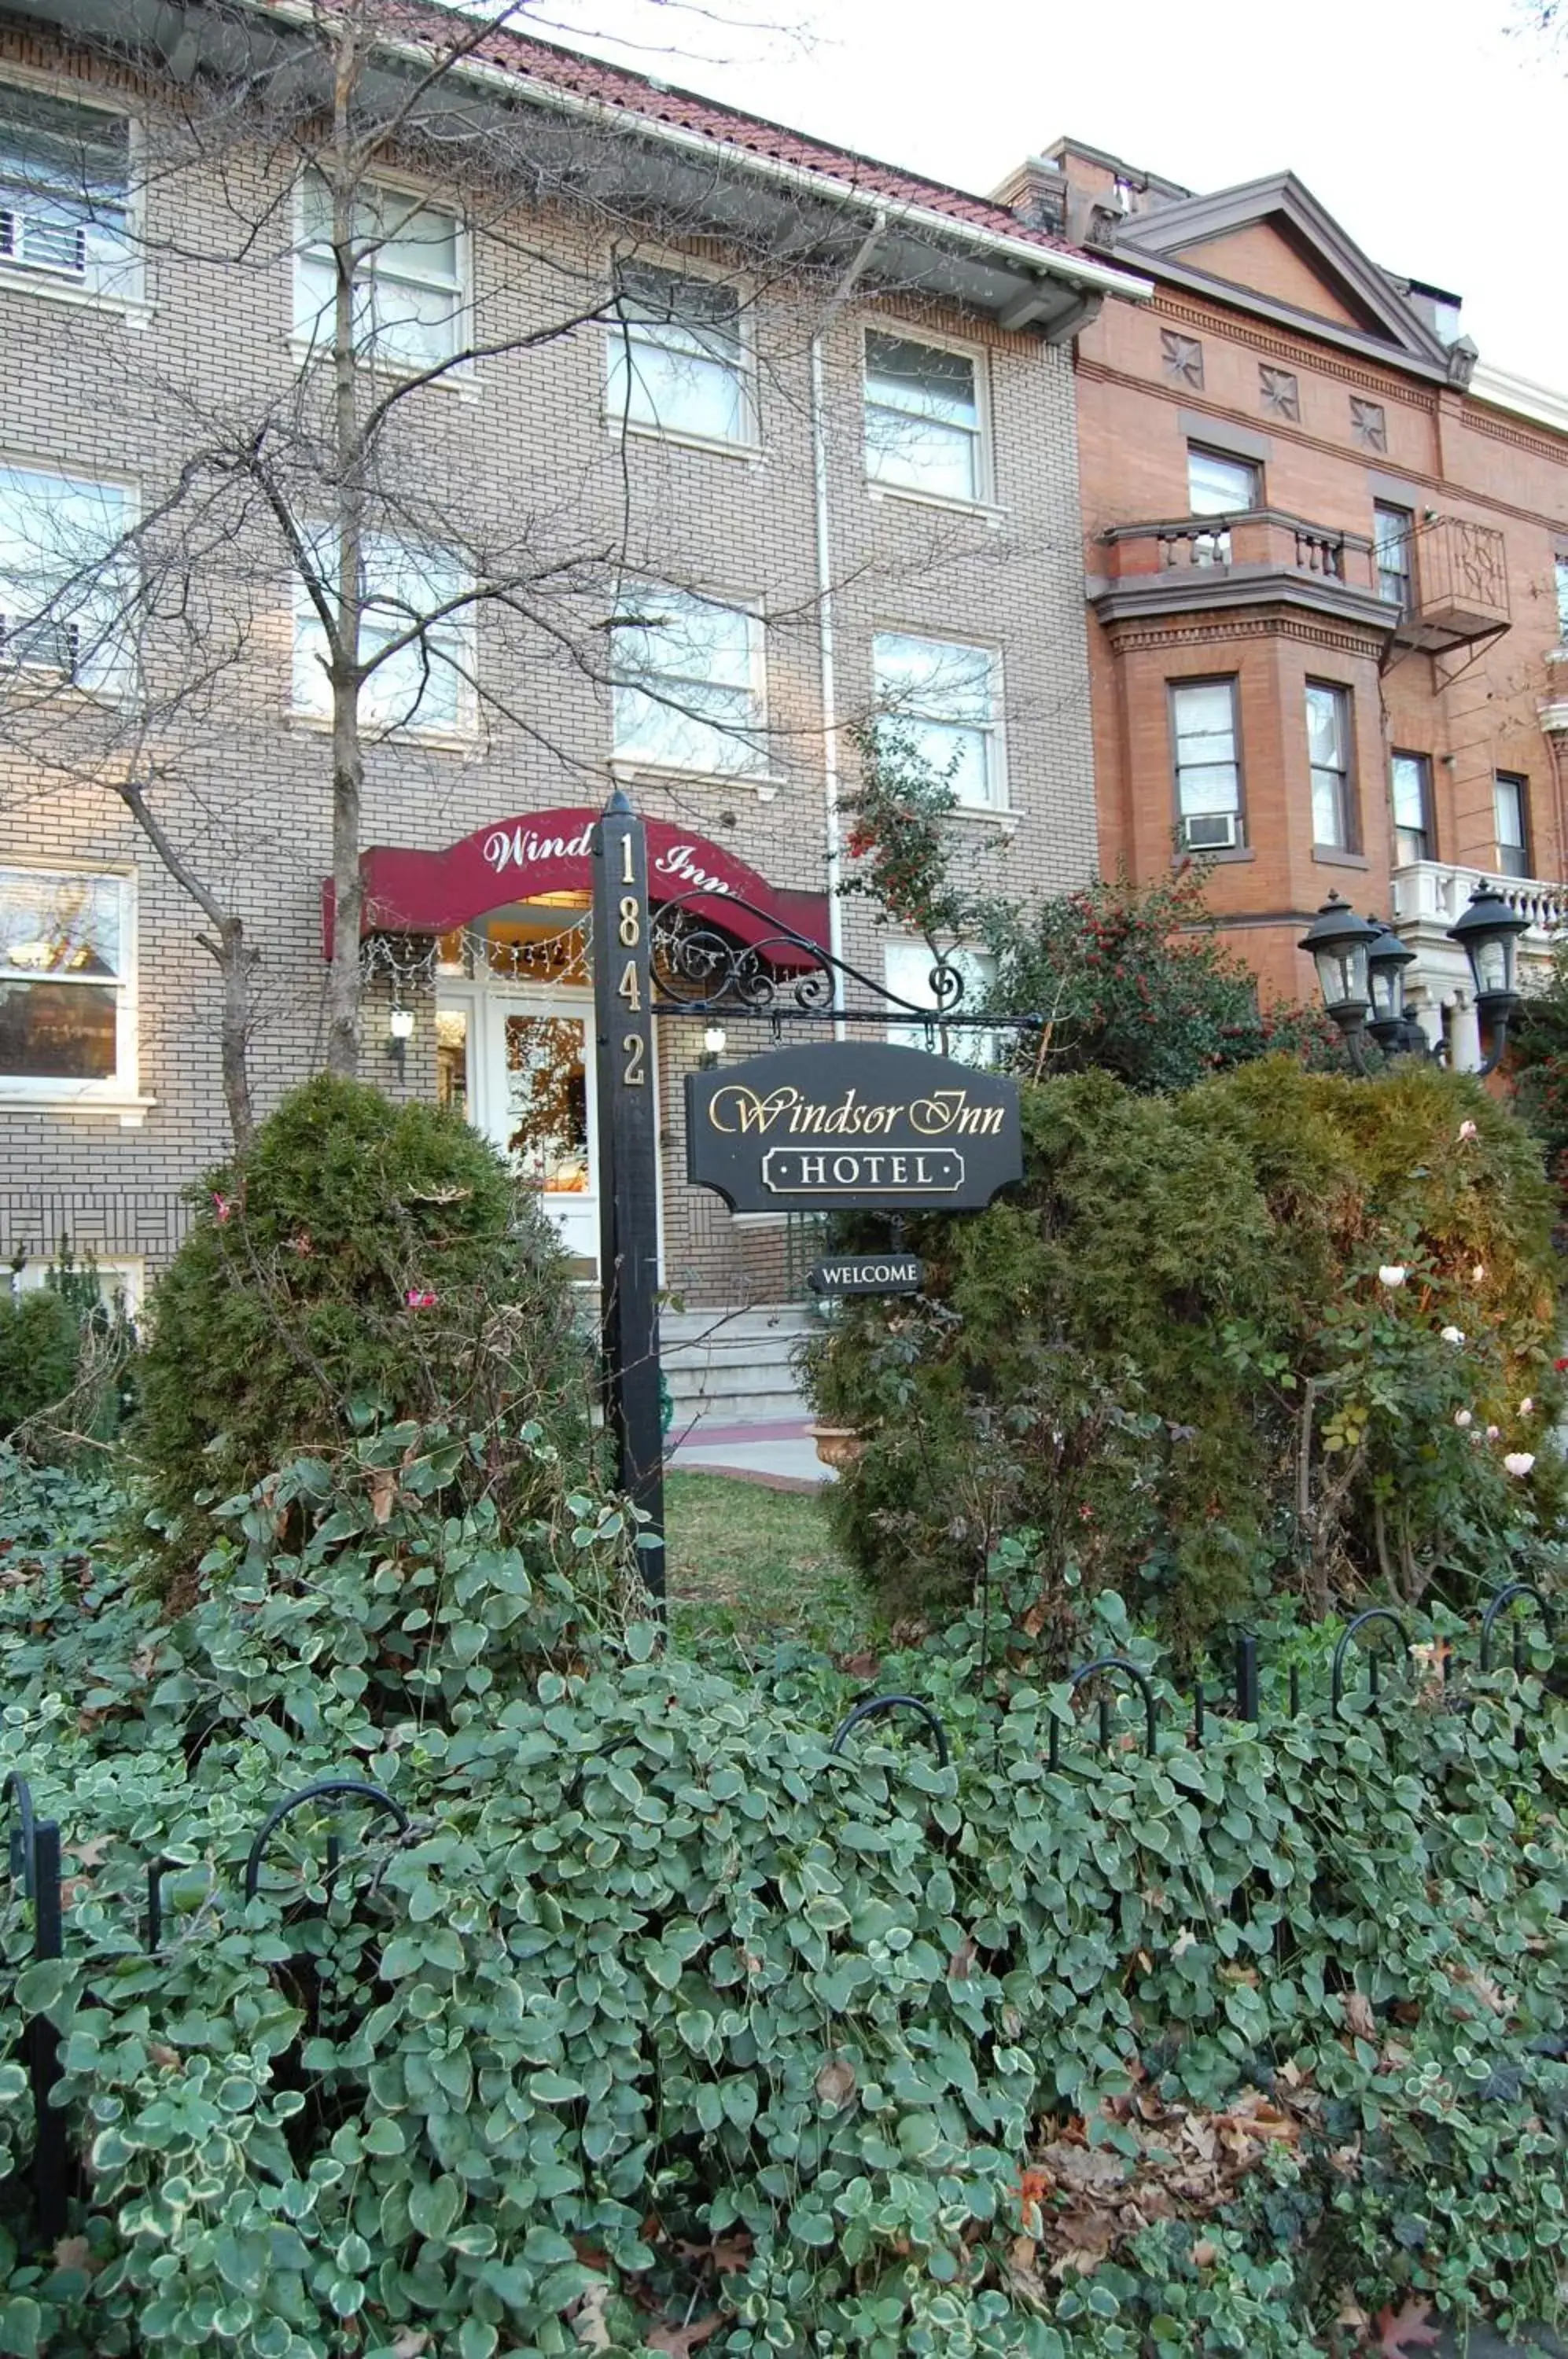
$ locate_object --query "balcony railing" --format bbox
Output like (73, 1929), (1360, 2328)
(1395, 516), (1511, 652)
(1101, 509), (1375, 591)
(1391, 859), (1567, 947)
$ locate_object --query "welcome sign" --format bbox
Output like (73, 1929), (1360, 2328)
(685, 1042), (1022, 1213)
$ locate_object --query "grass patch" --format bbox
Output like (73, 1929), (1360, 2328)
(664, 1469), (878, 1664)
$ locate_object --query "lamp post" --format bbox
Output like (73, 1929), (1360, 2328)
(1299, 885), (1530, 1077)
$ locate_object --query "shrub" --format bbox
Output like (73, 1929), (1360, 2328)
(804, 1058), (1565, 1650)
(0, 1287), (81, 1441)
(133, 1074), (591, 1577)
(2, 1458), (1567, 2357)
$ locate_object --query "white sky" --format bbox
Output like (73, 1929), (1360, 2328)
(537, 0), (1566, 388)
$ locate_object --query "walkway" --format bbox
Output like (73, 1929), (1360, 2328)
(664, 1415), (831, 1491)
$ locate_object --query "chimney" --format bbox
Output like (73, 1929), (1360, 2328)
(990, 154), (1069, 238)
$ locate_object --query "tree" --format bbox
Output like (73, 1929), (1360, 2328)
(0, 0), (950, 1146)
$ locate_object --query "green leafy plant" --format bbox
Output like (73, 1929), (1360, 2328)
(2, 1456), (1568, 2357)
(805, 1058), (1564, 1647)
(132, 1074), (593, 1581)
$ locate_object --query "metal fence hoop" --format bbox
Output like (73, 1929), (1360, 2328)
(1051, 1655), (1160, 1768)
(243, 1779), (410, 1904)
(1479, 1582), (1557, 1674)
(1, 1770), (37, 1900)
(1331, 1608), (1412, 1711)
(826, 1695), (951, 1769)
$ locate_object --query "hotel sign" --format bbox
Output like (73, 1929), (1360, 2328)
(685, 1042), (1021, 1213)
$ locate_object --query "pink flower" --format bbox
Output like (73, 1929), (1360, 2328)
(1504, 1452), (1536, 1478)
(1440, 1326), (1465, 1346)
(1520, 1397), (1534, 1417)
(1459, 1121), (1478, 1142)
(1486, 1425), (1501, 1441)
(1472, 1264), (1486, 1284)
(406, 1290), (438, 1309)
(1455, 1410), (1473, 1430)
(1378, 1264), (1408, 1289)
(212, 1192), (232, 1224)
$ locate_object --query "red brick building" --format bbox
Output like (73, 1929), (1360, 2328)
(1015, 139), (1568, 1055)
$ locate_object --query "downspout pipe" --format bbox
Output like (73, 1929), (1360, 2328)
(812, 208), (887, 1039)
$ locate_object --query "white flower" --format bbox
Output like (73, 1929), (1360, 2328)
(1459, 1121), (1478, 1142)
(1440, 1326), (1465, 1345)
(1486, 1425), (1501, 1441)
(1505, 1452), (1536, 1478)
(1472, 1264), (1486, 1284)
(1378, 1264), (1408, 1289)
(1455, 1410), (1473, 1430)
(1520, 1397), (1534, 1417)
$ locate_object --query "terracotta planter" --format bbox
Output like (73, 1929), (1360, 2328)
(809, 1423), (867, 1470)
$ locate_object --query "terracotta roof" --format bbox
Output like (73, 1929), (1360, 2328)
(374, 0), (1092, 267)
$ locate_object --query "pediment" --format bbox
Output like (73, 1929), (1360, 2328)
(1117, 173), (1448, 365)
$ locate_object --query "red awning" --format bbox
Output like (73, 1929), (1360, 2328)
(321, 808), (830, 966)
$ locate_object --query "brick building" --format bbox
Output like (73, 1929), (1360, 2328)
(1019, 138), (1568, 1056)
(0, 0), (1145, 1330)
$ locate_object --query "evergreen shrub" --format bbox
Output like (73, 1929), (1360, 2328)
(804, 1058), (1565, 1649)
(134, 1075), (591, 1576)
(1, 1455), (1566, 2357)
(0, 1288), (81, 1441)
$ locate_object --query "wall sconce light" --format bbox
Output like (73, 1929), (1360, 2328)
(388, 1003), (414, 1080)
(699, 1022), (727, 1071)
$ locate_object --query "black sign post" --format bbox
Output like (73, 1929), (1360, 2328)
(591, 788), (664, 1602)
(686, 1040), (1022, 1214)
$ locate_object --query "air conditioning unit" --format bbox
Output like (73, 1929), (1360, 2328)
(0, 204), (88, 277)
(1181, 811), (1242, 852)
(0, 613), (81, 675)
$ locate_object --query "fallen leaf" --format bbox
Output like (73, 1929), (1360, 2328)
(368, 1467), (399, 1525)
(68, 1835), (112, 1868)
(1342, 1990), (1377, 2041)
(149, 2044), (180, 2070)
(815, 2058), (856, 2109)
(646, 2318), (723, 2355)
(1191, 2239), (1218, 2268)
(391, 2333), (431, 2359)
(948, 1936), (977, 1980)
(571, 2281), (613, 2350)
(1375, 2297), (1441, 2356)
(53, 2235), (98, 2277)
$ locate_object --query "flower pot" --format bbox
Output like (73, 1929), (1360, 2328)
(809, 1423), (866, 1470)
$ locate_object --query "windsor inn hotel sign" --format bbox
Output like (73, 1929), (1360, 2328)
(685, 1043), (1022, 1214)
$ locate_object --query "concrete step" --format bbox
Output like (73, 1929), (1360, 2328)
(661, 1305), (815, 1425)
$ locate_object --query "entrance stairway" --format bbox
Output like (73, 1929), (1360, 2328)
(661, 1304), (817, 1430)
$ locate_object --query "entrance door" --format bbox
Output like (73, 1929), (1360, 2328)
(438, 981), (598, 1273)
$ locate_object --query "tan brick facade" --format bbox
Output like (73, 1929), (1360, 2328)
(0, 18), (1112, 1308)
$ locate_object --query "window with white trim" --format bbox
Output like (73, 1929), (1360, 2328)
(611, 586), (765, 776)
(864, 331), (986, 504)
(294, 173), (464, 371)
(885, 939), (998, 1067)
(1374, 502), (1415, 614)
(1187, 444), (1259, 564)
(606, 260), (752, 446)
(1305, 681), (1356, 850)
(0, 83), (132, 299)
(1495, 772), (1531, 880)
(0, 464), (134, 696)
(0, 868), (134, 1091)
(1555, 552), (1568, 646)
(1170, 678), (1242, 850)
(10, 1252), (143, 1315)
(872, 630), (1003, 811)
(292, 528), (473, 733)
(1391, 750), (1433, 865)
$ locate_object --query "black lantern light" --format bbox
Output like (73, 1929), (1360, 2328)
(1298, 894), (1381, 1043)
(1447, 884), (1530, 1075)
(1364, 916), (1423, 1056)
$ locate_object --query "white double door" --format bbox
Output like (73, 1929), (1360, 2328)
(442, 981), (600, 1271)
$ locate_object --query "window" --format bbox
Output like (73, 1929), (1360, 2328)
(872, 630), (1003, 811)
(611, 586), (764, 776)
(0, 83), (131, 299)
(9, 1251), (142, 1315)
(1187, 445), (1260, 563)
(1305, 682), (1355, 849)
(1374, 502), (1415, 613)
(885, 939), (998, 1067)
(606, 259), (751, 446)
(864, 332), (986, 505)
(0, 868), (132, 1093)
(0, 464), (134, 695)
(295, 174), (464, 371)
(1555, 552), (1568, 645)
(1170, 679), (1242, 849)
(1495, 772), (1531, 879)
(1390, 750), (1434, 865)
(292, 529), (473, 733)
